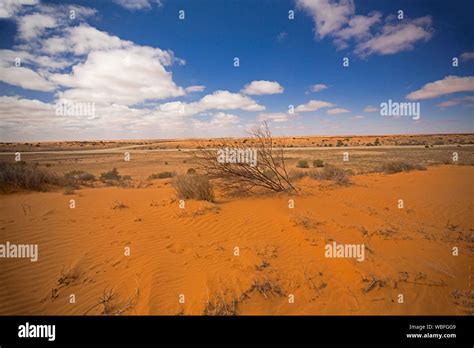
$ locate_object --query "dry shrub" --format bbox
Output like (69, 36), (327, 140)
(65, 170), (95, 181)
(100, 168), (121, 180)
(148, 171), (176, 179)
(173, 174), (214, 202)
(310, 165), (351, 185)
(192, 122), (295, 194)
(0, 161), (62, 192)
(296, 160), (309, 168)
(379, 161), (426, 174)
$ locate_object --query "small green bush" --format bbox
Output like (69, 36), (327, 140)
(100, 168), (121, 180)
(149, 171), (176, 179)
(296, 160), (309, 168)
(313, 159), (324, 168)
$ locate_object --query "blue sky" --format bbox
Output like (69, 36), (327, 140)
(0, 0), (473, 141)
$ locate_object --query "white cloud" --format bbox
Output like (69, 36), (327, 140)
(327, 107), (349, 114)
(192, 112), (240, 129)
(363, 105), (378, 112)
(114, 0), (162, 10)
(0, 0), (37, 18)
(17, 13), (56, 40)
(295, 100), (334, 112)
(0, 66), (55, 92)
(51, 46), (185, 105)
(310, 84), (328, 92)
(460, 52), (474, 61)
(355, 16), (433, 56)
(406, 76), (474, 100)
(257, 112), (290, 123)
(42, 24), (132, 55)
(185, 85), (206, 93)
(436, 96), (474, 107)
(296, 0), (355, 38)
(196, 90), (264, 112)
(297, 0), (433, 57)
(0, 51), (56, 91)
(241, 80), (284, 95)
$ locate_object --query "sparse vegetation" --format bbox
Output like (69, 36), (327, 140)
(148, 171), (176, 179)
(65, 170), (95, 181)
(173, 174), (214, 202)
(112, 200), (128, 209)
(313, 159), (324, 168)
(309, 165), (351, 185)
(63, 186), (76, 195)
(193, 122), (295, 193)
(378, 161), (426, 174)
(0, 161), (61, 192)
(100, 168), (121, 180)
(296, 160), (309, 168)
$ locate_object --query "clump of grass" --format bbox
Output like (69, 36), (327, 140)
(379, 161), (426, 174)
(63, 186), (76, 195)
(0, 161), (61, 192)
(100, 168), (121, 180)
(310, 165), (351, 185)
(112, 200), (128, 209)
(172, 174), (214, 202)
(148, 171), (176, 179)
(296, 160), (309, 168)
(313, 159), (324, 168)
(288, 170), (308, 181)
(65, 170), (95, 181)
(186, 168), (196, 175)
(203, 295), (238, 316)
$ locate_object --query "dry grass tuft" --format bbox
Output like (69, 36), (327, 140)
(0, 161), (62, 192)
(173, 174), (214, 202)
(378, 161), (426, 174)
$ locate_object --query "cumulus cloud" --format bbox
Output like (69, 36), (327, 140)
(296, 0), (355, 38)
(241, 80), (284, 95)
(192, 112), (240, 129)
(295, 100), (334, 112)
(17, 13), (56, 40)
(406, 76), (474, 100)
(310, 84), (328, 92)
(355, 16), (433, 56)
(51, 46), (185, 105)
(327, 107), (350, 114)
(0, 50), (57, 91)
(42, 24), (131, 55)
(0, 0), (37, 18)
(114, 0), (162, 10)
(196, 90), (264, 112)
(257, 112), (290, 123)
(297, 0), (433, 57)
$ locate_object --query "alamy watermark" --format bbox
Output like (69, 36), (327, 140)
(0, 241), (38, 262)
(325, 241), (365, 262)
(380, 99), (420, 120)
(56, 99), (96, 119)
(217, 147), (257, 167)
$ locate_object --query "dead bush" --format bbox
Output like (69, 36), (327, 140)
(379, 161), (426, 174)
(0, 161), (62, 192)
(173, 174), (214, 202)
(310, 165), (351, 185)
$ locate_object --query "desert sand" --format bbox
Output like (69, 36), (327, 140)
(0, 157), (472, 315)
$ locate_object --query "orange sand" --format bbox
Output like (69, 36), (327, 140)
(0, 165), (472, 315)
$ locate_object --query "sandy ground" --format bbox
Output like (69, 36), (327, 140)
(0, 165), (472, 315)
